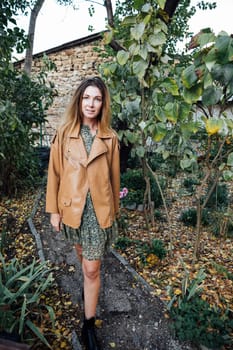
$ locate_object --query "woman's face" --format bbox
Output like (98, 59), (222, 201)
(81, 85), (103, 123)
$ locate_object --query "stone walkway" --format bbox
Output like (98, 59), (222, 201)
(29, 188), (196, 350)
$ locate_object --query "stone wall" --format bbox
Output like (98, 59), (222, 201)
(17, 32), (107, 144)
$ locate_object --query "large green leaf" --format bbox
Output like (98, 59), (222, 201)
(183, 84), (202, 104)
(131, 22), (145, 40)
(157, 0), (166, 9)
(215, 34), (233, 64)
(132, 60), (148, 79)
(135, 145), (145, 157)
(181, 122), (199, 138)
(148, 32), (167, 47)
(160, 78), (179, 96)
(117, 50), (130, 66)
(202, 86), (222, 105)
(154, 106), (167, 122)
(164, 102), (179, 123)
(181, 65), (198, 89)
(197, 31), (215, 48)
(211, 63), (233, 85)
(153, 123), (167, 142)
(179, 101), (192, 121)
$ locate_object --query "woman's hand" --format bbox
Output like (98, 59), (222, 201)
(50, 213), (62, 232)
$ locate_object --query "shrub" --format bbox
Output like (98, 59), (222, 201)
(180, 207), (209, 226)
(167, 269), (233, 349)
(137, 238), (167, 265)
(203, 182), (229, 209)
(120, 168), (164, 207)
(0, 253), (55, 348)
(0, 60), (55, 196)
(114, 236), (133, 250)
(183, 177), (199, 194)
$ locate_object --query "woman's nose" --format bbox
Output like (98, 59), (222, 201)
(88, 98), (94, 106)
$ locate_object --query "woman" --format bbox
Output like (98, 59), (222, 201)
(46, 76), (120, 350)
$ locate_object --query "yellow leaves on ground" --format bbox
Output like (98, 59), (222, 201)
(146, 253), (160, 267)
(95, 319), (103, 328)
(116, 198), (233, 318)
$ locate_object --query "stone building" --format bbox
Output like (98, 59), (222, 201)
(17, 32), (107, 144)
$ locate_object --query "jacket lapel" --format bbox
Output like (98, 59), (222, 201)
(66, 125), (112, 167)
(87, 136), (108, 165)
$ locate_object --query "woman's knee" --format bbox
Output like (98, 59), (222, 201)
(82, 259), (101, 280)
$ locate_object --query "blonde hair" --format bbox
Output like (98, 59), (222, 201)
(60, 76), (111, 137)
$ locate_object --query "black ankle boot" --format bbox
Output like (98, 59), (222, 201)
(81, 317), (101, 350)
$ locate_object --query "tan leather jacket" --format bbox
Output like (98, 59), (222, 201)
(46, 124), (120, 229)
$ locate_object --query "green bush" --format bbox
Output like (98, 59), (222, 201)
(0, 253), (55, 347)
(0, 59), (55, 196)
(120, 168), (164, 207)
(137, 238), (167, 264)
(203, 182), (229, 209)
(183, 177), (199, 194)
(114, 236), (133, 250)
(180, 207), (209, 226)
(167, 269), (233, 349)
(169, 296), (233, 349)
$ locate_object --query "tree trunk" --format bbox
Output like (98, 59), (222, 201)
(24, 0), (45, 75)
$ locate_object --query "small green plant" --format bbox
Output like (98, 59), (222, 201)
(167, 269), (233, 349)
(114, 236), (133, 250)
(0, 253), (55, 348)
(183, 177), (199, 194)
(137, 239), (167, 265)
(203, 182), (229, 209)
(120, 168), (164, 207)
(180, 207), (209, 226)
(117, 211), (129, 233)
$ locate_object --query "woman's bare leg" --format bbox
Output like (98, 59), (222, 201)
(82, 258), (101, 319)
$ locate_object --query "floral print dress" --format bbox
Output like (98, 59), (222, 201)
(62, 125), (117, 260)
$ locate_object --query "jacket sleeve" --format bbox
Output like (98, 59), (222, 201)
(110, 133), (120, 216)
(45, 133), (61, 214)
